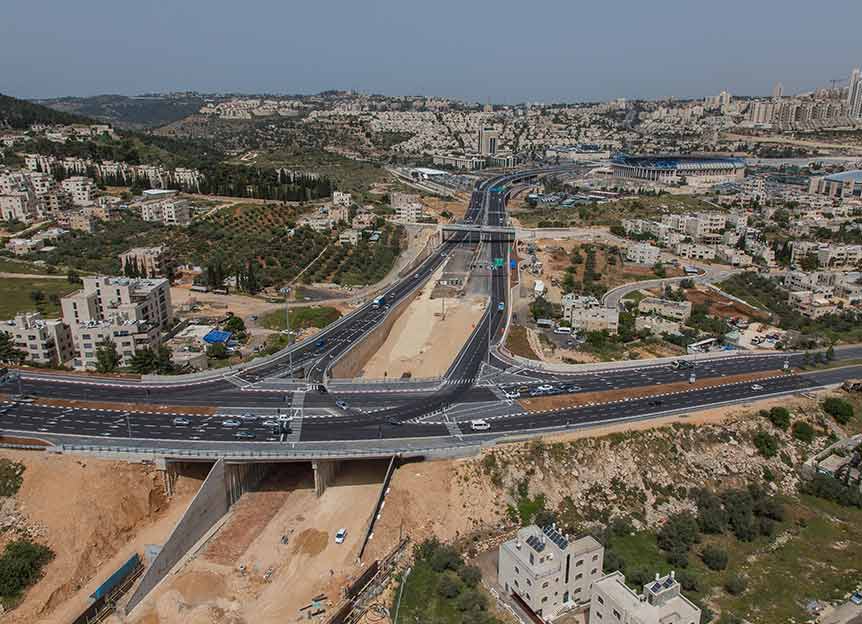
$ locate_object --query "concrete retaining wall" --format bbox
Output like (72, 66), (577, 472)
(330, 287), (422, 379)
(125, 460), (267, 615)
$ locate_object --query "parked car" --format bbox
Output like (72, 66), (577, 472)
(222, 419), (241, 427)
(387, 417), (402, 426)
(172, 417), (191, 426)
(239, 413), (257, 421)
(470, 419), (491, 431)
(335, 528), (347, 544)
(537, 384), (554, 392)
(850, 592), (862, 606)
(10, 395), (35, 403)
(335, 400), (349, 410)
(317, 384), (328, 394)
(504, 390), (521, 399)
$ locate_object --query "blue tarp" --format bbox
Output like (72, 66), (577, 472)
(90, 553), (140, 601)
(203, 329), (232, 344)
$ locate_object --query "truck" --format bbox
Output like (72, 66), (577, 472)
(372, 295), (385, 308)
(842, 379), (862, 392)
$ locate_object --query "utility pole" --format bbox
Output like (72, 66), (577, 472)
(281, 286), (292, 377)
(393, 567), (412, 624)
(126, 412), (132, 439)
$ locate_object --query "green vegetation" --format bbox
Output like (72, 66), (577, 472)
(0, 540), (54, 607)
(237, 149), (385, 195)
(762, 406), (791, 431)
(0, 278), (77, 319)
(792, 421), (815, 443)
(0, 93), (91, 128)
(822, 397), (854, 425)
(39, 94), (205, 128)
(801, 475), (862, 508)
(129, 346), (174, 375)
(0, 460), (24, 497)
(395, 539), (500, 624)
(260, 306), (341, 332)
(753, 430), (779, 458)
(505, 325), (538, 359)
(0, 259), (57, 275)
(720, 273), (862, 344)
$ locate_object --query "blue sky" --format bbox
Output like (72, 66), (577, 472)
(2, 0), (860, 103)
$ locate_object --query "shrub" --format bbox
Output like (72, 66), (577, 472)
(724, 574), (747, 595)
(0, 540), (54, 599)
(657, 512), (700, 553)
(459, 565), (482, 588)
(792, 421), (815, 443)
(766, 406), (791, 430)
(822, 397), (854, 425)
(753, 430), (779, 458)
(437, 572), (462, 599)
(0, 460), (24, 497)
(701, 546), (728, 571)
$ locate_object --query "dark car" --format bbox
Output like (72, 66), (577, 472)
(234, 431), (256, 439)
(317, 384), (328, 394)
(387, 417), (402, 426)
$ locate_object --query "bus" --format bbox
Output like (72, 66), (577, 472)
(372, 295), (385, 308)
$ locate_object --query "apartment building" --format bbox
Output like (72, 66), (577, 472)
(626, 242), (661, 266)
(332, 190), (352, 207)
(0, 312), (74, 366)
(674, 242), (715, 261)
(498, 524), (604, 619)
(60, 176), (96, 206)
(5, 237), (43, 256)
(562, 294), (620, 334)
(789, 241), (820, 266)
(788, 290), (837, 319)
(683, 212), (725, 239)
(784, 270), (845, 295)
(635, 315), (682, 336)
(638, 297), (691, 321)
(817, 244), (862, 269)
(61, 276), (172, 330)
(745, 239), (776, 267)
(0, 193), (35, 222)
(140, 198), (192, 226)
(391, 192), (424, 223)
(119, 246), (166, 278)
(590, 571), (701, 624)
(716, 246), (752, 267)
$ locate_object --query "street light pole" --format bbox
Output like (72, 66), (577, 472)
(393, 566), (412, 624)
(281, 287), (292, 377)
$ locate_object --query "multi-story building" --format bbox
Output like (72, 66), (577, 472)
(0, 312), (74, 366)
(119, 246), (167, 278)
(716, 246), (752, 267)
(60, 176), (96, 206)
(332, 190), (352, 207)
(849, 67), (862, 120)
(5, 237), (43, 255)
(745, 239), (776, 267)
(562, 294), (620, 334)
(140, 199), (192, 226)
(498, 524), (604, 619)
(391, 192), (424, 223)
(788, 290), (837, 319)
(817, 244), (862, 269)
(674, 242), (715, 261)
(626, 243), (661, 265)
(808, 171), (862, 199)
(478, 126), (499, 156)
(638, 297), (691, 321)
(590, 571), (701, 624)
(61, 276), (173, 331)
(635, 315), (682, 336)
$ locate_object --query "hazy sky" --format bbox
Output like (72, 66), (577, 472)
(2, 0), (860, 103)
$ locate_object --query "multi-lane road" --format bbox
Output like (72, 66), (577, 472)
(1, 169), (860, 451)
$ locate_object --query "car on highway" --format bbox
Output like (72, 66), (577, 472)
(239, 413), (257, 421)
(647, 399), (664, 407)
(335, 400), (349, 410)
(497, 302), (505, 311)
(0, 406), (9, 415)
(335, 528), (347, 544)
(387, 417), (402, 426)
(751, 384), (764, 391)
(221, 419), (242, 427)
(516, 385), (529, 393)
(670, 360), (692, 370)
(317, 385), (328, 394)
(504, 390), (521, 399)
(537, 384), (554, 392)
(470, 419), (491, 431)
(234, 431), (256, 439)
(262, 420), (278, 427)
(564, 385), (581, 393)
(10, 395), (35, 403)
(172, 417), (191, 426)
(529, 389), (546, 397)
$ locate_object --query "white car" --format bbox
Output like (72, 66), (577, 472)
(470, 419), (491, 431)
(172, 417), (191, 426)
(239, 413), (257, 421)
(751, 384), (764, 391)
(335, 528), (347, 544)
(537, 384), (554, 392)
(504, 391), (521, 399)
(221, 419), (241, 427)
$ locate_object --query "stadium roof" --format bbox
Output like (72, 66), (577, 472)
(612, 153), (746, 169)
(824, 170), (862, 183)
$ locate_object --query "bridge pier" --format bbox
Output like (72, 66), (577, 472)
(313, 459), (340, 496)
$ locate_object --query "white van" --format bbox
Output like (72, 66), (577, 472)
(470, 419), (491, 431)
(554, 326), (572, 335)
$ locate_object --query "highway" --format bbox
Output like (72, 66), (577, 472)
(2, 168), (862, 451)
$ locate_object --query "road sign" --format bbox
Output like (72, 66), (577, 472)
(494, 258), (504, 268)
(509, 259), (516, 269)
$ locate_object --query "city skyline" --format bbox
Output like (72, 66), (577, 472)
(2, 0), (861, 103)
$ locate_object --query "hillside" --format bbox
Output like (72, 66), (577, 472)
(0, 94), (92, 129)
(36, 94), (204, 129)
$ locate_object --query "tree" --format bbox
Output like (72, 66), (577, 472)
(223, 315), (246, 338)
(155, 345), (174, 374)
(693, 488), (727, 534)
(129, 348), (157, 374)
(94, 338), (120, 373)
(701, 546), (728, 571)
(792, 421), (815, 443)
(206, 342), (228, 359)
(822, 397), (853, 425)
(657, 512), (700, 553)
(0, 539), (54, 599)
(724, 574), (747, 595)
(66, 269), (81, 284)
(437, 572), (462, 599)
(459, 565), (482, 588)
(766, 406), (790, 430)
(0, 333), (25, 364)
(29, 290), (45, 305)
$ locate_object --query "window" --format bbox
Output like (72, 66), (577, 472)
(514, 566), (520, 575)
(575, 573), (583, 580)
(530, 552), (534, 565)
(514, 579), (519, 588)
(597, 596), (604, 605)
(542, 582), (549, 589)
(541, 597), (548, 603)
(595, 612), (603, 620)
(526, 578), (532, 586)
(576, 559), (584, 567)
(592, 554), (599, 561)
(613, 610), (621, 620)
(591, 568), (597, 575)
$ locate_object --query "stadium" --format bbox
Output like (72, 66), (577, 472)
(610, 153), (746, 185)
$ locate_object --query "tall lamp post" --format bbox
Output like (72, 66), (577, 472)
(393, 566), (412, 624)
(280, 287), (292, 376)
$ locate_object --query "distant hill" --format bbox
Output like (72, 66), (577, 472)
(36, 94), (204, 129)
(0, 93), (93, 129)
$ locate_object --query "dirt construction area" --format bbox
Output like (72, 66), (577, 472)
(124, 460), (388, 624)
(0, 450), (203, 624)
(361, 264), (485, 379)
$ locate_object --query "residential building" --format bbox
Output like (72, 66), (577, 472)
(817, 244), (862, 269)
(478, 126), (499, 156)
(0, 193), (35, 222)
(498, 524), (603, 619)
(119, 246), (166, 278)
(61, 276), (173, 331)
(674, 242), (715, 261)
(60, 176), (96, 206)
(626, 242), (661, 266)
(562, 294), (619, 334)
(5, 237), (43, 256)
(391, 192), (424, 223)
(332, 190), (352, 207)
(716, 246), (752, 267)
(808, 171), (862, 199)
(638, 297), (691, 321)
(0, 312), (74, 366)
(140, 198), (192, 226)
(635, 315), (682, 336)
(339, 229), (360, 245)
(849, 67), (862, 120)
(788, 290), (837, 319)
(590, 571), (701, 624)
(745, 239), (776, 267)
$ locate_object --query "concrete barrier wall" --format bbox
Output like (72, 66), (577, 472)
(330, 287), (422, 379)
(126, 459), (227, 613)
